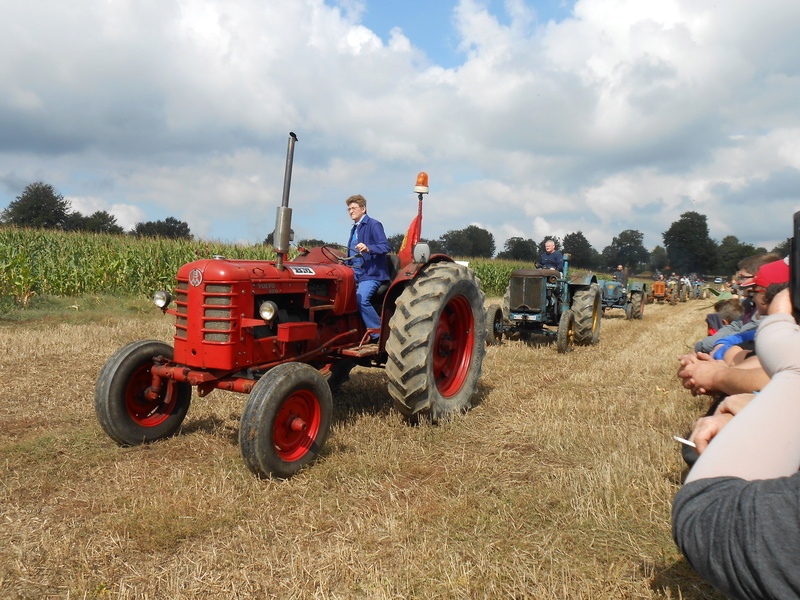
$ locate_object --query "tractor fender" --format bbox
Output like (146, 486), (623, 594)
(628, 282), (646, 295)
(379, 255), (456, 333)
(567, 273), (598, 295)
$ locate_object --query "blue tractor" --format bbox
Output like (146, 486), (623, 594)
(485, 253), (601, 353)
(596, 278), (647, 319)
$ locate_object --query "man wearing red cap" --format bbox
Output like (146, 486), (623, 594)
(693, 253), (781, 354)
(709, 258), (791, 363)
(752, 256), (790, 290)
(678, 257), (791, 397)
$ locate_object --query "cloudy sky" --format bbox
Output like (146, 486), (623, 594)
(2, 0), (799, 254)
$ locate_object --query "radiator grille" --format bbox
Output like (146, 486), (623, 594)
(203, 284), (234, 342)
(204, 332), (230, 342)
(206, 284), (232, 294)
(173, 279), (236, 343)
(509, 276), (544, 313)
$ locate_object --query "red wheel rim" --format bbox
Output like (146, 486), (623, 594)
(273, 389), (321, 462)
(432, 294), (475, 397)
(124, 364), (180, 427)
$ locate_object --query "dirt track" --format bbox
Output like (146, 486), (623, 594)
(0, 299), (725, 599)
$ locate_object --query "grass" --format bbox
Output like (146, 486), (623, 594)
(0, 296), (724, 599)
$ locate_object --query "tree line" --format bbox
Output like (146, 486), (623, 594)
(293, 212), (788, 276)
(0, 182), (192, 239)
(4, 182), (789, 276)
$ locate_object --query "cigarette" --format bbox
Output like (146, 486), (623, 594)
(673, 435), (696, 448)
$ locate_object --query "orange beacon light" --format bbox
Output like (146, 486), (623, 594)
(414, 172), (429, 194)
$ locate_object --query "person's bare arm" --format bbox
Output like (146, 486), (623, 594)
(678, 354), (769, 396)
(716, 393), (756, 415)
(689, 413), (734, 454)
(687, 393), (756, 454)
(686, 301), (800, 483)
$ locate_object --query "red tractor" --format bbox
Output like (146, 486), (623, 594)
(95, 133), (487, 478)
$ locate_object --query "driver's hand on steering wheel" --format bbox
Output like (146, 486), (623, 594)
(355, 242), (368, 253)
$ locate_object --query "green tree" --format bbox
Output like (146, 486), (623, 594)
(772, 237), (791, 257)
(423, 238), (444, 254)
(600, 245), (618, 270)
(64, 210), (125, 234)
(439, 225), (495, 258)
(387, 233), (405, 253)
(649, 245), (669, 272)
(296, 238), (329, 248)
(87, 211), (125, 234)
(1, 182), (71, 229)
(63, 212), (90, 231)
(132, 217), (192, 240)
(715, 235), (757, 276)
(562, 231), (598, 269)
(496, 237), (538, 261)
(662, 211), (717, 274)
(602, 229), (649, 271)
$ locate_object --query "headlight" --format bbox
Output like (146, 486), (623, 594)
(154, 290), (172, 308)
(259, 301), (278, 321)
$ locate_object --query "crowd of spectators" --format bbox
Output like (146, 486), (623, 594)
(670, 249), (799, 599)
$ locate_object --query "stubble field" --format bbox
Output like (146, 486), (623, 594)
(0, 297), (725, 599)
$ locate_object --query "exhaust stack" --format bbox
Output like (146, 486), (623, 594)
(274, 132), (297, 271)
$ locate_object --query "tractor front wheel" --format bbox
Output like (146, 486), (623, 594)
(95, 340), (191, 446)
(572, 285), (602, 345)
(386, 262), (486, 422)
(239, 362), (332, 479)
(631, 292), (644, 319)
(556, 309), (575, 353)
(485, 303), (504, 345)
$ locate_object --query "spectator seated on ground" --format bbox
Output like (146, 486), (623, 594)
(705, 312), (723, 337)
(672, 287), (800, 599)
(693, 253), (783, 353)
(705, 298), (744, 336)
(677, 258), (790, 398)
(710, 270), (790, 365)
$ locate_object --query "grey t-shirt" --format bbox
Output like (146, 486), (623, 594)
(672, 474), (800, 599)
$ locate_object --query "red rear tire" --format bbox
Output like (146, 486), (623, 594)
(386, 262), (486, 422)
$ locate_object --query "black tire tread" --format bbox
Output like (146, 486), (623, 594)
(571, 285), (601, 345)
(94, 339), (191, 446)
(385, 262), (486, 421)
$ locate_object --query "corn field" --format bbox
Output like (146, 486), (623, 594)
(0, 227), (553, 305)
(0, 228), (280, 305)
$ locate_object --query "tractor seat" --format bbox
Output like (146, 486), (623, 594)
(372, 254), (401, 308)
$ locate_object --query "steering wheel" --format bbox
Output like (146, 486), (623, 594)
(321, 244), (362, 264)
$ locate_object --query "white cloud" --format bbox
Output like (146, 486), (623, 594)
(1, 0), (799, 256)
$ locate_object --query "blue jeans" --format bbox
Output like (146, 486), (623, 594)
(355, 277), (384, 336)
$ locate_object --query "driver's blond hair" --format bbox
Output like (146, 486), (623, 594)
(345, 194), (366, 208)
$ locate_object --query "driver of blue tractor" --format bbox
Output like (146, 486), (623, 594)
(539, 239), (564, 271)
(346, 194), (391, 343)
(613, 264), (628, 287)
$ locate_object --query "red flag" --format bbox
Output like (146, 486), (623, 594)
(397, 213), (422, 267)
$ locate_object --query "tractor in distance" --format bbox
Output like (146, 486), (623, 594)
(648, 276), (679, 305)
(596, 277), (647, 319)
(484, 255), (602, 353)
(95, 133), (487, 479)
